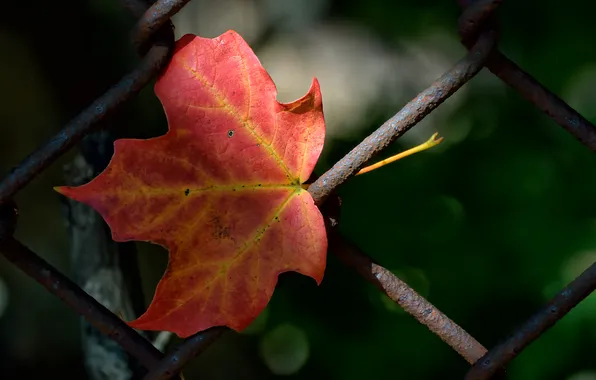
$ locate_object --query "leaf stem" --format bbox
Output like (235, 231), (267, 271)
(355, 133), (443, 176)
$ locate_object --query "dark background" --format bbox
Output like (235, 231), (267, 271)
(1, 0), (595, 379)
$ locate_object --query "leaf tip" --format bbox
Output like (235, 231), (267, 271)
(308, 77), (323, 111)
(53, 185), (89, 204)
(127, 313), (194, 338)
(313, 270), (325, 286)
(127, 317), (164, 336)
(310, 77), (321, 91)
(53, 186), (70, 196)
(282, 76), (324, 115)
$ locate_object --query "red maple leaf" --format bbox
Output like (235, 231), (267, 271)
(56, 31), (327, 338)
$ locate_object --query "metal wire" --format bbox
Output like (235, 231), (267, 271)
(0, 42), (171, 206)
(327, 228), (488, 364)
(465, 262), (596, 380)
(485, 52), (596, 150)
(143, 327), (227, 380)
(457, 0), (596, 150)
(0, 236), (166, 370)
(308, 30), (497, 205)
(0, 0), (594, 378)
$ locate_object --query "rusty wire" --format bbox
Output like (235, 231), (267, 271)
(0, 0), (595, 378)
(0, 48), (172, 205)
(457, 0), (596, 150)
(144, 31), (498, 376)
(327, 229), (488, 364)
(0, 0), (200, 375)
(485, 52), (596, 150)
(0, 45), (170, 205)
(465, 262), (596, 380)
(308, 30), (497, 205)
(0, 236), (165, 369)
(143, 327), (227, 380)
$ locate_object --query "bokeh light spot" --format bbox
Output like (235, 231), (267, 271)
(260, 323), (310, 375)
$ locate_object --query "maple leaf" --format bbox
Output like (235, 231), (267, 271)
(56, 31), (327, 338)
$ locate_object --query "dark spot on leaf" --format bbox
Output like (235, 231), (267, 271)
(209, 216), (233, 241)
(184, 189), (190, 196)
(257, 184), (261, 187)
(228, 129), (234, 138)
(256, 143), (260, 147)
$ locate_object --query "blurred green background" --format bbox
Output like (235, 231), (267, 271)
(1, 0), (596, 379)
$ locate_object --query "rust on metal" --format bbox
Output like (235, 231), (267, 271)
(458, 0), (501, 43)
(0, 38), (174, 207)
(465, 262), (596, 379)
(132, 0), (193, 54)
(485, 52), (596, 151)
(0, 0), (179, 207)
(0, 0), (595, 378)
(457, 0), (596, 151)
(143, 327), (227, 380)
(0, 237), (167, 370)
(327, 229), (488, 364)
(307, 31), (497, 206)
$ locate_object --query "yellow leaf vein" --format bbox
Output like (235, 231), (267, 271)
(162, 188), (302, 319)
(179, 59), (296, 183)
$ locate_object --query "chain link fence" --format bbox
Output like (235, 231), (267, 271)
(0, 0), (595, 379)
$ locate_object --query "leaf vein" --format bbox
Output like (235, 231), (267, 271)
(159, 188), (301, 318)
(179, 59), (296, 182)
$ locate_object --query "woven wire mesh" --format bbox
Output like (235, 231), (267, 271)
(0, 1), (594, 379)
